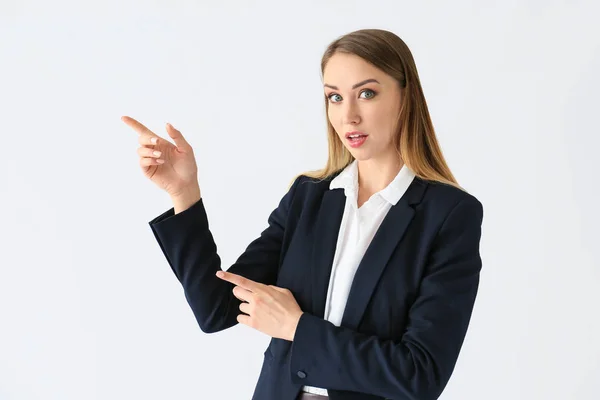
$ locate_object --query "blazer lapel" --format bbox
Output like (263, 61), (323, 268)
(340, 178), (427, 330)
(310, 188), (346, 319)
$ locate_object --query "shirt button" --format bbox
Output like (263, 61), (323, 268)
(297, 371), (307, 379)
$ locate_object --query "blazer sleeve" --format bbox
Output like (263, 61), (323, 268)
(148, 176), (303, 334)
(289, 196), (484, 400)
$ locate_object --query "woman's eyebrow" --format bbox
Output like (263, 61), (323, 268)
(324, 78), (380, 90)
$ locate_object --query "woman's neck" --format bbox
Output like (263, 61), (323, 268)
(356, 155), (404, 195)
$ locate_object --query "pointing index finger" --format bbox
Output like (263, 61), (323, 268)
(121, 115), (157, 137)
(216, 271), (261, 292)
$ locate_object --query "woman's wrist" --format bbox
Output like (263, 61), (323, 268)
(171, 185), (201, 214)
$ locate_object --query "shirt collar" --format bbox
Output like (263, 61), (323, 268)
(329, 160), (416, 205)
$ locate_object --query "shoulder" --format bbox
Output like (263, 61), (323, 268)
(289, 172), (339, 197)
(418, 178), (484, 226)
(421, 179), (482, 208)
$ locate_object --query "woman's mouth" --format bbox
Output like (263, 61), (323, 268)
(346, 132), (368, 148)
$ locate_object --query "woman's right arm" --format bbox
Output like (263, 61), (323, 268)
(149, 176), (303, 333)
(122, 115), (303, 334)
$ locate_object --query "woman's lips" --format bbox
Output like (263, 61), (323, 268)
(345, 131), (367, 138)
(346, 134), (368, 148)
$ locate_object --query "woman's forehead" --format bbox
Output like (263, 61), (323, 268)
(324, 65), (392, 91)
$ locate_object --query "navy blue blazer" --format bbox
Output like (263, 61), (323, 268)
(149, 171), (484, 400)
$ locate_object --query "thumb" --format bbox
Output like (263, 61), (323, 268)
(165, 123), (189, 149)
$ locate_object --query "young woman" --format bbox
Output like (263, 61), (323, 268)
(123, 28), (484, 400)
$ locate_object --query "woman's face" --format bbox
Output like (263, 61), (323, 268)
(323, 52), (402, 162)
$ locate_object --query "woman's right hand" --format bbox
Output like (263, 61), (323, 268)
(122, 115), (199, 198)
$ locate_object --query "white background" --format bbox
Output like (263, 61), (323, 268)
(1, 1), (599, 399)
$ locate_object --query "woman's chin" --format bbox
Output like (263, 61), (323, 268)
(347, 148), (373, 161)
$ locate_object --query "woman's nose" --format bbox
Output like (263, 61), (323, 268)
(343, 103), (361, 125)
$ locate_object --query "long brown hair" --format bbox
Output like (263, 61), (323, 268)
(293, 28), (462, 190)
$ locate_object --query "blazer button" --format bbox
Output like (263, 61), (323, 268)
(297, 371), (307, 379)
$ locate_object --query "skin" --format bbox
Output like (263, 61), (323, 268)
(216, 271), (303, 341)
(122, 52), (405, 341)
(121, 116), (201, 214)
(323, 51), (404, 207)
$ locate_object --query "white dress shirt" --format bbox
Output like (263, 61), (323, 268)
(301, 160), (416, 396)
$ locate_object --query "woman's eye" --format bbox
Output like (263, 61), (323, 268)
(360, 89), (376, 99)
(328, 93), (342, 103)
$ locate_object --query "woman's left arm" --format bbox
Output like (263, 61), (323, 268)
(290, 196), (484, 400)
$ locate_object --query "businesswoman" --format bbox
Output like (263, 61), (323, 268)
(122, 28), (484, 400)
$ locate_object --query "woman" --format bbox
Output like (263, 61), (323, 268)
(122, 28), (484, 400)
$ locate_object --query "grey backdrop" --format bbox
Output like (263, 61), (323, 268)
(1, 1), (599, 399)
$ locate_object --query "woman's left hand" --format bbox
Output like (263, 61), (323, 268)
(216, 270), (304, 341)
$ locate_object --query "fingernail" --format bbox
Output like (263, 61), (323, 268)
(216, 271), (224, 278)
(153, 151), (161, 156)
(151, 137), (157, 144)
